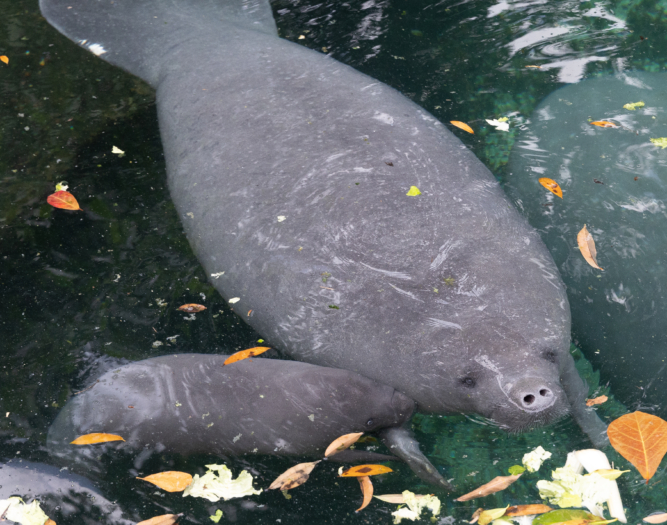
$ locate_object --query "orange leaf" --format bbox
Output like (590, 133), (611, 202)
(506, 505), (553, 517)
(455, 474), (522, 501)
(137, 471), (193, 492)
(45, 521), (56, 525)
(325, 432), (364, 457)
(0, 55), (8, 65)
(177, 303), (207, 313)
(577, 225), (603, 271)
(47, 190), (81, 211)
(539, 178), (563, 198)
(340, 464), (393, 477)
(268, 461), (320, 491)
(137, 514), (182, 525)
(223, 346), (271, 365)
(608, 411), (667, 482)
(70, 432), (125, 445)
(644, 513), (667, 524)
(450, 121), (474, 134)
(590, 121), (619, 128)
(356, 476), (373, 512)
(586, 395), (608, 407)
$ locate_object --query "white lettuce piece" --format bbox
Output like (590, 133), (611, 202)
(183, 464), (262, 502)
(0, 497), (50, 525)
(523, 446), (552, 473)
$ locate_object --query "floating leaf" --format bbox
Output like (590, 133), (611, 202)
(47, 190), (81, 211)
(268, 461), (320, 491)
(508, 465), (526, 475)
(469, 508), (485, 524)
(533, 510), (596, 525)
(479, 506), (509, 525)
(70, 433), (125, 445)
(325, 432), (364, 457)
(525, 65), (541, 68)
(340, 464), (393, 477)
(406, 185), (422, 196)
(0, 55), (7, 65)
(356, 476), (373, 512)
(210, 510), (223, 523)
(112, 146), (125, 156)
(577, 225), (603, 271)
(623, 101), (645, 110)
(608, 411), (667, 482)
(137, 471), (193, 492)
(590, 121), (619, 128)
(506, 505), (553, 517)
(650, 138), (667, 149)
(455, 474), (521, 501)
(451, 121), (474, 134)
(177, 304), (207, 313)
(644, 513), (667, 524)
(223, 347), (271, 366)
(589, 469), (629, 481)
(137, 514), (182, 525)
(374, 494), (432, 504)
(586, 396), (608, 407)
(539, 178), (563, 199)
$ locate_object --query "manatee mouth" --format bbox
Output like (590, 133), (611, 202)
(491, 398), (570, 434)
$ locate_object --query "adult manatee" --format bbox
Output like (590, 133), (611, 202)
(47, 354), (450, 486)
(505, 71), (667, 413)
(39, 0), (606, 445)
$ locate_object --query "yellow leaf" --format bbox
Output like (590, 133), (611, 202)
(223, 347), (271, 365)
(0, 55), (8, 65)
(585, 395), (608, 407)
(137, 514), (182, 525)
(356, 476), (373, 512)
(325, 432), (364, 457)
(539, 178), (563, 198)
(450, 121), (474, 134)
(623, 101), (644, 110)
(137, 472), (193, 492)
(577, 225), (603, 271)
(506, 505), (553, 517)
(650, 138), (667, 149)
(455, 474), (522, 501)
(70, 433), (125, 445)
(406, 186), (422, 196)
(588, 469), (629, 481)
(590, 121), (619, 128)
(340, 464), (393, 477)
(608, 411), (667, 482)
(269, 461), (320, 491)
(479, 507), (510, 525)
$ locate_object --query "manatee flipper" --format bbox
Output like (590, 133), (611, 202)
(379, 426), (454, 491)
(560, 351), (609, 448)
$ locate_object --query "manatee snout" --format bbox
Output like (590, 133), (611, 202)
(510, 377), (556, 412)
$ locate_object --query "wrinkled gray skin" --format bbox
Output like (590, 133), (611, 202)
(39, 0), (607, 447)
(505, 71), (667, 414)
(48, 354), (453, 488)
(0, 459), (134, 525)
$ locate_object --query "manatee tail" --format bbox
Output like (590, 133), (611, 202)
(39, 0), (277, 88)
(379, 426), (455, 492)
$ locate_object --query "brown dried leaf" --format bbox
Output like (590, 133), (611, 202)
(470, 508), (485, 524)
(577, 225), (603, 271)
(137, 514), (182, 525)
(268, 461), (320, 491)
(356, 476), (373, 512)
(374, 494), (432, 504)
(586, 395), (608, 407)
(177, 303), (207, 313)
(137, 472), (193, 492)
(506, 504), (552, 517)
(644, 513), (667, 524)
(325, 432), (364, 457)
(455, 474), (522, 501)
(70, 433), (125, 445)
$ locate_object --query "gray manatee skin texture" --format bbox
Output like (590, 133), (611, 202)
(0, 459), (134, 525)
(38, 0), (606, 443)
(505, 71), (667, 414)
(48, 354), (414, 458)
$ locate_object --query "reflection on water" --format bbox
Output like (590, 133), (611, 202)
(0, 0), (666, 522)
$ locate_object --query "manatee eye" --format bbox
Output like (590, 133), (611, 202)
(366, 419), (375, 427)
(461, 377), (476, 388)
(544, 350), (557, 364)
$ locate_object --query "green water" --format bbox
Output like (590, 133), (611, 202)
(0, 0), (666, 523)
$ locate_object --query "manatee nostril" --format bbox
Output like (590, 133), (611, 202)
(539, 388), (550, 397)
(523, 394), (535, 405)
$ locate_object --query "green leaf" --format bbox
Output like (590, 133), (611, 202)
(406, 186), (422, 196)
(650, 138), (667, 149)
(508, 465), (526, 475)
(533, 509), (595, 525)
(210, 510), (223, 523)
(623, 101), (644, 110)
